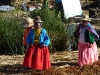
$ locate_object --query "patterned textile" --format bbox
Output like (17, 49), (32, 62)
(80, 23), (99, 40)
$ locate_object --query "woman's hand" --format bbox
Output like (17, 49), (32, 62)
(28, 44), (33, 47)
(88, 44), (92, 48)
(40, 44), (45, 48)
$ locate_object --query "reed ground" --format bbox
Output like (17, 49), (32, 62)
(0, 48), (100, 75)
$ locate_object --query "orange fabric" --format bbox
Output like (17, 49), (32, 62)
(23, 28), (32, 46)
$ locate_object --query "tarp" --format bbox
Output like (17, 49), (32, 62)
(62, 0), (82, 19)
(0, 5), (15, 11)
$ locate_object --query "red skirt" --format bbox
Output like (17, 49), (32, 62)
(23, 45), (51, 70)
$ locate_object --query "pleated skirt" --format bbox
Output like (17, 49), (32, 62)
(23, 45), (51, 70)
(78, 41), (98, 66)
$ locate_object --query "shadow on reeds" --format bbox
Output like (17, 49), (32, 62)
(52, 61), (78, 67)
(0, 64), (32, 74)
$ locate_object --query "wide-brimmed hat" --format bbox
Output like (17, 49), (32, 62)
(22, 17), (34, 27)
(34, 16), (43, 23)
(81, 15), (91, 21)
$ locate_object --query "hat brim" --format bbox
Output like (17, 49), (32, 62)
(34, 21), (43, 23)
(22, 24), (34, 27)
(81, 19), (91, 21)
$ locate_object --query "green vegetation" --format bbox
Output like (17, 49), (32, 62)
(0, 0), (100, 55)
(0, 0), (71, 54)
(0, 10), (24, 55)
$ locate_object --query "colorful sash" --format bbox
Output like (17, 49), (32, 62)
(79, 23), (99, 40)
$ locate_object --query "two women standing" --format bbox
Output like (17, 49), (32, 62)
(22, 14), (99, 71)
(22, 16), (51, 70)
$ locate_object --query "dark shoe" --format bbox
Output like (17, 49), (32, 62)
(23, 67), (32, 70)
